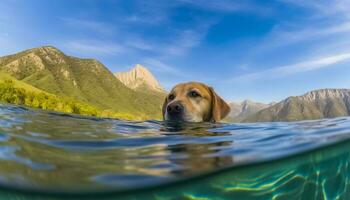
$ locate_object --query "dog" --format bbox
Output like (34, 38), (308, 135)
(162, 82), (230, 123)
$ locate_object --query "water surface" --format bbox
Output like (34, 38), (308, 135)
(0, 103), (350, 199)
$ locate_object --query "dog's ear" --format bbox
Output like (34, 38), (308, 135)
(162, 96), (168, 119)
(209, 87), (230, 122)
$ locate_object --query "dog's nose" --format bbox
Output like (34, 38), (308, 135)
(167, 102), (184, 115)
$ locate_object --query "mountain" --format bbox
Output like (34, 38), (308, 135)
(243, 89), (350, 122)
(0, 72), (102, 117)
(0, 72), (45, 94)
(114, 64), (166, 93)
(0, 46), (165, 119)
(227, 100), (270, 122)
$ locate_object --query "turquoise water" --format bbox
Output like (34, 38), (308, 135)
(0, 104), (350, 199)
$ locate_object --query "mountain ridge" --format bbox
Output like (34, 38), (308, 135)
(2, 46), (349, 122)
(243, 89), (350, 122)
(228, 100), (270, 122)
(0, 46), (165, 119)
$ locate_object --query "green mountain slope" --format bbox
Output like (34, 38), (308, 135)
(0, 46), (165, 120)
(243, 89), (350, 122)
(0, 72), (101, 116)
(0, 72), (45, 93)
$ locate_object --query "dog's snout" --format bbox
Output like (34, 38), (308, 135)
(167, 102), (184, 115)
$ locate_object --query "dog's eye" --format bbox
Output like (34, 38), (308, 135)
(189, 91), (201, 98)
(168, 94), (175, 100)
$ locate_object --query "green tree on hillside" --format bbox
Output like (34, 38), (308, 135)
(0, 79), (100, 116)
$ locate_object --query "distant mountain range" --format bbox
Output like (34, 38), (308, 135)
(242, 89), (350, 122)
(227, 100), (273, 122)
(0, 46), (166, 120)
(1, 46), (350, 122)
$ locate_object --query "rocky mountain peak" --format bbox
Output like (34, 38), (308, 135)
(228, 100), (270, 122)
(38, 45), (60, 52)
(134, 63), (146, 70)
(26, 46), (66, 65)
(114, 64), (165, 92)
(241, 99), (251, 104)
(29, 46), (63, 55)
(302, 89), (350, 101)
(244, 88), (350, 123)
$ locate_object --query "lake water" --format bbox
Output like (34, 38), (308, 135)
(0, 103), (350, 199)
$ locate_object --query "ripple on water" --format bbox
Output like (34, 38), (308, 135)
(0, 103), (349, 198)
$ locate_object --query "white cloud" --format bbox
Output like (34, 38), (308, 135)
(62, 18), (116, 35)
(163, 29), (203, 56)
(125, 28), (207, 56)
(65, 40), (124, 56)
(142, 58), (179, 74)
(178, 0), (271, 15)
(127, 39), (154, 51)
(243, 0), (350, 73)
(142, 58), (192, 78)
(257, 0), (350, 48)
(124, 0), (270, 27)
(279, 0), (350, 18)
(252, 21), (350, 55)
(141, 58), (197, 90)
(179, 0), (246, 11)
(123, 1), (174, 25)
(60, 2), (222, 58)
(232, 52), (350, 82)
(62, 21), (208, 58)
(125, 14), (166, 25)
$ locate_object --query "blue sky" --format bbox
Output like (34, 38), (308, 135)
(1, 0), (350, 103)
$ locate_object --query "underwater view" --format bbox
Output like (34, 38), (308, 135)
(1, 103), (350, 199)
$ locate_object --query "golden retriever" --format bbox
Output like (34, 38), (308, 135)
(162, 82), (230, 122)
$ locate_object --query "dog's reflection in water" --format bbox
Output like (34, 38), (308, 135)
(162, 121), (233, 176)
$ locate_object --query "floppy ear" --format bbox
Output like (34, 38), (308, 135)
(209, 87), (231, 122)
(162, 96), (168, 120)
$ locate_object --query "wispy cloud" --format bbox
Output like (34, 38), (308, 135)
(266, 22), (350, 47)
(126, 38), (154, 51)
(162, 29), (204, 56)
(244, 0), (350, 71)
(142, 58), (193, 80)
(279, 0), (350, 18)
(178, 0), (271, 14)
(60, 1), (244, 60)
(62, 18), (116, 35)
(141, 58), (195, 90)
(232, 52), (350, 82)
(125, 27), (207, 56)
(123, 1), (174, 25)
(179, 0), (246, 11)
(125, 0), (270, 26)
(142, 58), (180, 74)
(125, 14), (166, 25)
(65, 40), (124, 56)
(63, 23), (207, 58)
(263, 0), (350, 44)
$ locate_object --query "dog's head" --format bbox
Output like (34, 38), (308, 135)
(162, 82), (230, 123)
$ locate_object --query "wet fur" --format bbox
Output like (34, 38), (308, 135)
(163, 82), (230, 122)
